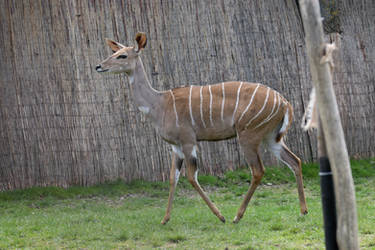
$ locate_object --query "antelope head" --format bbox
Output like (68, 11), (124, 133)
(95, 32), (147, 75)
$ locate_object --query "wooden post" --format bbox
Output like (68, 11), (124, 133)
(298, 0), (359, 249)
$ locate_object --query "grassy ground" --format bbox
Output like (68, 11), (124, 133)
(0, 158), (374, 249)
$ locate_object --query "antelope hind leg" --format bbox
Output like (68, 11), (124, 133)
(233, 145), (265, 223)
(269, 139), (308, 215)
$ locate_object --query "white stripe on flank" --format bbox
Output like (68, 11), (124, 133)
(279, 94), (287, 105)
(231, 82), (243, 125)
(256, 92), (282, 128)
(208, 85), (214, 126)
(238, 83), (261, 123)
(199, 86), (207, 128)
(254, 90), (277, 129)
(245, 87), (271, 128)
(189, 86), (195, 126)
(170, 90), (180, 127)
(221, 82), (225, 122)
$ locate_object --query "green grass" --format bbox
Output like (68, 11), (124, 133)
(0, 158), (374, 249)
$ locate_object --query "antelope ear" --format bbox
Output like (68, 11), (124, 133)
(105, 38), (125, 52)
(134, 32), (147, 52)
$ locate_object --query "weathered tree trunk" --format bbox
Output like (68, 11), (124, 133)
(298, 0), (359, 249)
(0, 0), (374, 190)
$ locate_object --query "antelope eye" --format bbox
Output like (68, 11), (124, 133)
(116, 54), (127, 59)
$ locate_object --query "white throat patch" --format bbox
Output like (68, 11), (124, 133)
(129, 75), (135, 84)
(138, 106), (150, 114)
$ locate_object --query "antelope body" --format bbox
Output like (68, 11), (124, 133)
(96, 33), (307, 224)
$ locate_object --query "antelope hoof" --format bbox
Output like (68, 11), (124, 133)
(232, 215), (241, 224)
(301, 209), (308, 215)
(161, 217), (170, 225)
(218, 215), (226, 223)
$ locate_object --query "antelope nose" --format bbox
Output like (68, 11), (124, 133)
(95, 65), (102, 71)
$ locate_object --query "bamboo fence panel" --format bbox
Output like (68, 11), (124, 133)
(0, 0), (373, 190)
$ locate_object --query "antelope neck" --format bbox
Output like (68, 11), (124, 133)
(128, 57), (163, 120)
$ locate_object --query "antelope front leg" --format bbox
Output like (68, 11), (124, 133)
(161, 153), (183, 225)
(184, 146), (225, 223)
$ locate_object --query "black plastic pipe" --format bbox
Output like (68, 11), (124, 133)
(319, 156), (338, 250)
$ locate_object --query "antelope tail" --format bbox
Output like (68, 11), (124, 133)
(276, 102), (293, 142)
